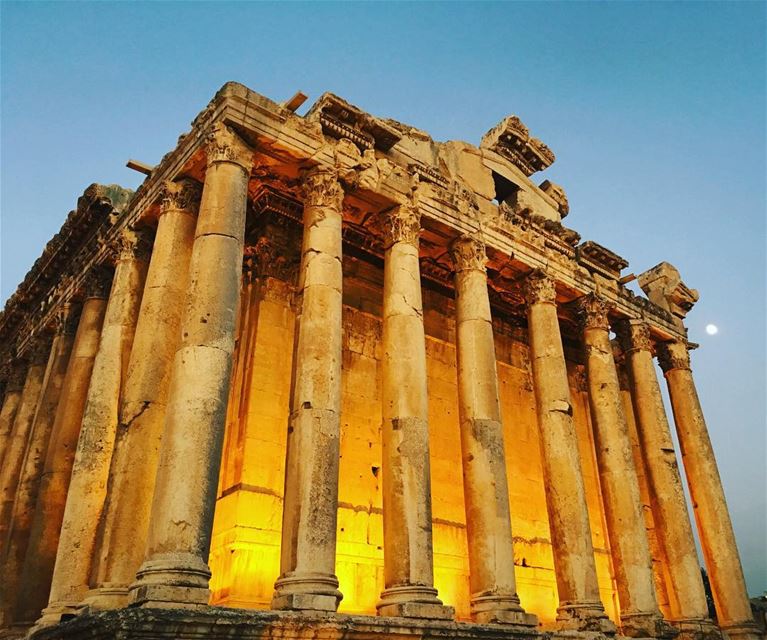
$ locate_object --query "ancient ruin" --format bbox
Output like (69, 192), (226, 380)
(0, 82), (759, 640)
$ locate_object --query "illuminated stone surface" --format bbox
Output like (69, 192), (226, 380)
(0, 83), (758, 640)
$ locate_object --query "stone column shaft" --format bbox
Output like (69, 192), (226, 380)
(0, 341), (49, 557)
(376, 204), (452, 620)
(0, 364), (26, 470)
(131, 124), (252, 608)
(618, 321), (714, 639)
(41, 234), (148, 623)
(450, 236), (534, 627)
(272, 167), (344, 613)
(85, 180), (200, 610)
(576, 296), (671, 638)
(18, 288), (107, 629)
(524, 271), (613, 633)
(0, 310), (76, 629)
(658, 342), (760, 640)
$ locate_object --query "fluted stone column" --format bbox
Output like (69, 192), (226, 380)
(523, 271), (614, 634)
(0, 306), (77, 629)
(85, 180), (200, 611)
(130, 123), (252, 608)
(0, 338), (49, 557)
(39, 231), (149, 625)
(18, 276), (108, 629)
(658, 341), (760, 640)
(449, 236), (535, 626)
(272, 167), (344, 613)
(0, 363), (26, 471)
(617, 321), (716, 640)
(375, 204), (452, 620)
(575, 296), (673, 638)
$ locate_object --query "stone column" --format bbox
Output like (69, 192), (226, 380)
(130, 123), (252, 608)
(0, 363), (26, 470)
(617, 321), (715, 640)
(85, 179), (200, 610)
(658, 341), (760, 640)
(40, 230), (149, 624)
(18, 273), (109, 629)
(271, 166), (344, 613)
(523, 271), (614, 633)
(0, 306), (78, 629)
(374, 204), (452, 620)
(575, 296), (673, 638)
(0, 338), (49, 556)
(449, 236), (535, 626)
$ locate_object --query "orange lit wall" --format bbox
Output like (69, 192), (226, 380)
(209, 257), (622, 627)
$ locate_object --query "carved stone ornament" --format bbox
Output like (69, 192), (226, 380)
(83, 265), (113, 299)
(206, 122), (253, 170)
(28, 334), (53, 366)
(656, 341), (691, 373)
(574, 293), (613, 332)
(160, 178), (202, 216)
(615, 320), (653, 354)
(523, 270), (556, 306)
(113, 227), (153, 263)
(300, 166), (344, 211)
(244, 228), (301, 283)
(449, 235), (486, 273)
(55, 302), (81, 337)
(380, 203), (421, 249)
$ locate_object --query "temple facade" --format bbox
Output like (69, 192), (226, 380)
(0, 82), (759, 640)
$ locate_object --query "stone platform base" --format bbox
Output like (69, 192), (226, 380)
(28, 607), (546, 640)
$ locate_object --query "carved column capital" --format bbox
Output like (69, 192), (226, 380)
(205, 122), (253, 170)
(449, 235), (486, 273)
(657, 340), (691, 374)
(523, 269), (556, 306)
(380, 203), (421, 249)
(615, 319), (653, 354)
(82, 265), (113, 300)
(244, 226), (301, 284)
(28, 334), (53, 366)
(574, 293), (613, 332)
(300, 166), (344, 210)
(55, 302), (81, 337)
(112, 227), (153, 263)
(160, 179), (202, 217)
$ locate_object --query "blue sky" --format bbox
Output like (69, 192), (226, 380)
(1, 1), (765, 594)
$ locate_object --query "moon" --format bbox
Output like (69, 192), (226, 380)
(705, 324), (719, 335)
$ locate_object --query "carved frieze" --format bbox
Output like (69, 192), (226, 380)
(480, 115), (555, 176)
(449, 236), (486, 273)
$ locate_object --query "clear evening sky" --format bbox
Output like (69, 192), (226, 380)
(1, 1), (765, 594)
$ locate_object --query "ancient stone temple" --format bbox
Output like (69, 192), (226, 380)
(0, 82), (759, 640)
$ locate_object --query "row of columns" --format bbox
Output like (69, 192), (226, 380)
(0, 124), (758, 640)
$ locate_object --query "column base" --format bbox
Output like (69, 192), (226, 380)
(670, 618), (722, 640)
(556, 601), (617, 635)
(470, 593), (538, 626)
(32, 601), (83, 632)
(80, 583), (131, 611)
(621, 612), (680, 638)
(377, 585), (454, 620)
(719, 620), (763, 640)
(129, 552), (211, 608)
(271, 572), (342, 612)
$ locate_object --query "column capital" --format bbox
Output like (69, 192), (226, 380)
(28, 334), (53, 366)
(657, 340), (691, 374)
(82, 265), (113, 300)
(300, 166), (344, 210)
(159, 179), (202, 217)
(523, 269), (556, 306)
(574, 293), (613, 332)
(380, 203), (421, 249)
(244, 227), (301, 284)
(449, 235), (486, 273)
(111, 227), (153, 263)
(615, 319), (653, 354)
(55, 302), (81, 337)
(206, 122), (253, 170)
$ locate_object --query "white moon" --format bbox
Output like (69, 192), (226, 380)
(705, 324), (719, 335)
